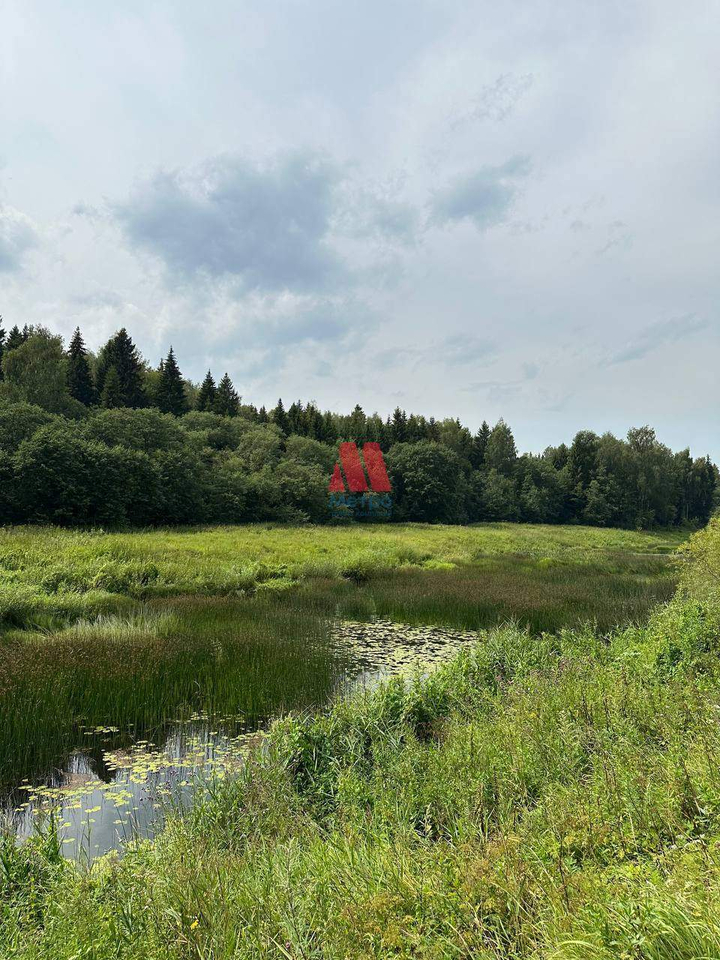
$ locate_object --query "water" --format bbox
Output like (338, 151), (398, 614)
(2, 617), (476, 861)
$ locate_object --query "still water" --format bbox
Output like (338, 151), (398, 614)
(2, 617), (476, 861)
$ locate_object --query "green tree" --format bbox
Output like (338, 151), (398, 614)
(0, 402), (56, 453)
(272, 398), (289, 435)
(471, 420), (491, 468)
(95, 328), (147, 408)
(583, 475), (615, 526)
(100, 366), (125, 409)
(214, 373), (240, 417)
(481, 468), (518, 520)
(12, 422), (129, 525)
(197, 371), (217, 412)
(391, 407), (407, 444)
(484, 420), (517, 476)
(387, 441), (466, 523)
(0, 327), (75, 414)
(156, 347), (188, 416)
(66, 327), (97, 405)
(0, 322), (5, 381)
(5, 325), (28, 351)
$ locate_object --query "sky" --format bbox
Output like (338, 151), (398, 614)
(1, 0), (718, 460)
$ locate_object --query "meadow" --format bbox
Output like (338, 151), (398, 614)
(2, 519), (718, 958)
(0, 521), (684, 630)
(0, 522), (682, 789)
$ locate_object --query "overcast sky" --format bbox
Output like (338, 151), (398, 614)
(2, 0), (718, 459)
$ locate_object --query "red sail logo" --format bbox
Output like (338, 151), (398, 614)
(329, 442), (392, 493)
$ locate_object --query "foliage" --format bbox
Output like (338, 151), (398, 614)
(0, 321), (716, 529)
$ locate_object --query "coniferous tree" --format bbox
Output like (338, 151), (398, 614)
(214, 373), (239, 417)
(156, 347), (188, 416)
(95, 328), (146, 408)
(197, 371), (217, 412)
(391, 407), (407, 443)
(272, 398), (289, 435)
(100, 365), (124, 409)
(321, 410), (337, 444)
(257, 405), (269, 424)
(0, 322), (5, 381)
(5, 325), (27, 351)
(287, 401), (304, 435)
(471, 420), (491, 469)
(66, 327), (97, 405)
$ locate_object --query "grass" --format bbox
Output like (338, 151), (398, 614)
(0, 519), (718, 958)
(0, 523), (681, 794)
(0, 599), (351, 791)
(0, 522), (685, 630)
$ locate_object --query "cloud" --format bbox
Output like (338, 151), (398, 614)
(604, 314), (709, 366)
(0, 205), (39, 272)
(430, 334), (497, 366)
(114, 152), (345, 293)
(451, 73), (534, 128)
(430, 155), (531, 230)
(337, 184), (420, 245)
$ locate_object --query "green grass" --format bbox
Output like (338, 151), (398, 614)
(0, 523), (681, 794)
(0, 522), (686, 630)
(0, 599), (352, 791)
(1, 520), (719, 959)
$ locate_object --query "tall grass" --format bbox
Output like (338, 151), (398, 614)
(0, 600), (350, 791)
(0, 521), (718, 958)
(0, 522), (685, 629)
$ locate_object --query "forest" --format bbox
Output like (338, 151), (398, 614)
(0, 321), (717, 528)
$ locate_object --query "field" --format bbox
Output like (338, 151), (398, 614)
(3, 519), (720, 959)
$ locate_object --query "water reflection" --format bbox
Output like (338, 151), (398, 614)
(3, 618), (476, 861)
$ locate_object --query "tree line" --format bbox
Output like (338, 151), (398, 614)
(0, 320), (717, 528)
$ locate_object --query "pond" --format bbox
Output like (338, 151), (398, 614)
(1, 610), (477, 861)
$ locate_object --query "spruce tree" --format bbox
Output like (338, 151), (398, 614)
(257, 405), (269, 424)
(391, 407), (407, 443)
(197, 371), (217, 412)
(5, 325), (26, 351)
(95, 328), (146, 408)
(0, 322), (5, 381)
(471, 420), (491, 469)
(100, 365), (124, 409)
(214, 373), (239, 417)
(156, 347), (188, 416)
(272, 398), (289, 435)
(66, 327), (97, 405)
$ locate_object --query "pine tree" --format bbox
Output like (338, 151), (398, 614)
(257, 405), (269, 424)
(95, 328), (146, 408)
(272, 398), (289, 435)
(0, 321), (5, 381)
(156, 347), (188, 416)
(197, 371), (217, 412)
(214, 373), (239, 417)
(100, 365), (124, 409)
(66, 327), (96, 405)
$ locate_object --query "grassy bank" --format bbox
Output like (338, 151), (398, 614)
(1, 521), (718, 958)
(0, 522), (685, 630)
